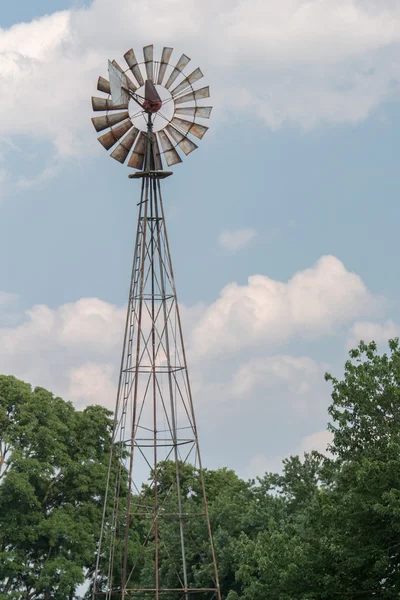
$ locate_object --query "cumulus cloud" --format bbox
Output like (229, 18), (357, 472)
(347, 319), (400, 348)
(1, 0), (400, 161)
(191, 255), (381, 358)
(218, 228), (258, 252)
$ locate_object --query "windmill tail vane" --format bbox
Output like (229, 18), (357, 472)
(91, 45), (222, 600)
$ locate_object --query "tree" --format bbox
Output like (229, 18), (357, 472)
(0, 376), (115, 599)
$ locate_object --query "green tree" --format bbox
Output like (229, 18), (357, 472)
(0, 375), (115, 599)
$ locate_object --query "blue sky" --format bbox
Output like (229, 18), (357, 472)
(1, 0), (400, 477)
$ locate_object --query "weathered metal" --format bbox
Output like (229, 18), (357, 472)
(127, 131), (146, 169)
(166, 124), (198, 155)
(143, 80), (162, 113)
(174, 85), (210, 105)
(124, 48), (145, 87)
(171, 116), (209, 139)
(157, 46), (173, 85)
(110, 127), (139, 163)
(175, 106), (212, 118)
(164, 53), (191, 89)
(157, 130), (183, 166)
(91, 111), (130, 132)
(97, 76), (111, 94)
(91, 96), (129, 111)
(143, 44), (154, 82)
(171, 67), (203, 97)
(97, 120), (133, 150)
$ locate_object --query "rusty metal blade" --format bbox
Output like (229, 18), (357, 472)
(171, 117), (209, 140)
(91, 111), (130, 132)
(92, 97), (129, 111)
(174, 106), (212, 119)
(128, 132), (147, 169)
(171, 68), (203, 97)
(157, 130), (182, 166)
(110, 127), (139, 163)
(124, 48), (144, 87)
(166, 125), (198, 156)
(143, 45), (154, 81)
(97, 120), (133, 150)
(164, 54), (191, 89)
(97, 76), (111, 94)
(174, 86), (210, 105)
(153, 133), (163, 170)
(157, 47), (173, 85)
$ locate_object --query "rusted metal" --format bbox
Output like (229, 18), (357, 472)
(174, 85), (210, 105)
(124, 48), (145, 87)
(97, 76), (111, 94)
(152, 132), (163, 170)
(91, 96), (128, 111)
(171, 117), (209, 140)
(91, 111), (130, 132)
(143, 80), (162, 113)
(110, 127), (139, 163)
(157, 130), (182, 166)
(175, 106), (212, 119)
(157, 47), (173, 85)
(166, 125), (198, 156)
(164, 54), (191, 89)
(127, 132), (146, 169)
(171, 67), (203, 97)
(143, 44), (154, 82)
(97, 120), (133, 150)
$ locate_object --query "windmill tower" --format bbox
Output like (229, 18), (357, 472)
(90, 45), (221, 600)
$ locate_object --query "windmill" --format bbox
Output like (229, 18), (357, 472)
(91, 45), (221, 600)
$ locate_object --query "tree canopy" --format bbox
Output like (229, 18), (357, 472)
(2, 339), (400, 598)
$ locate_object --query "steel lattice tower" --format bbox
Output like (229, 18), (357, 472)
(91, 46), (221, 600)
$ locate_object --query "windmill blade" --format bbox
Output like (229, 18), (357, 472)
(143, 45), (154, 82)
(97, 76), (111, 94)
(152, 133), (163, 170)
(128, 132), (147, 169)
(166, 125), (198, 156)
(157, 47), (173, 85)
(108, 60), (130, 106)
(91, 111), (130, 132)
(174, 86), (210, 105)
(164, 54), (191, 90)
(171, 68), (203, 98)
(92, 97), (129, 111)
(174, 106), (212, 119)
(124, 48), (145, 87)
(171, 117), (209, 140)
(97, 120), (133, 150)
(157, 130), (182, 166)
(110, 127), (140, 164)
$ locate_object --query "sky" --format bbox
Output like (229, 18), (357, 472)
(1, 0), (400, 479)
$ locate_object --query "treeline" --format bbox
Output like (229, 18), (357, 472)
(1, 340), (400, 598)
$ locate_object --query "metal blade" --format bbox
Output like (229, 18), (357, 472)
(108, 60), (130, 106)
(111, 59), (137, 93)
(171, 117), (209, 140)
(97, 120), (133, 150)
(110, 127), (140, 163)
(174, 106), (212, 119)
(143, 45), (154, 81)
(124, 48), (144, 87)
(92, 97), (129, 111)
(174, 86), (210, 105)
(158, 130), (182, 166)
(153, 133), (163, 170)
(157, 47), (173, 85)
(128, 132), (147, 169)
(171, 68), (203, 97)
(166, 125), (198, 156)
(91, 111), (130, 132)
(164, 54), (191, 89)
(97, 76), (111, 94)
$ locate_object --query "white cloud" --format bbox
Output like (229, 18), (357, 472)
(191, 255), (381, 358)
(218, 228), (258, 252)
(1, 0), (400, 163)
(347, 319), (400, 348)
